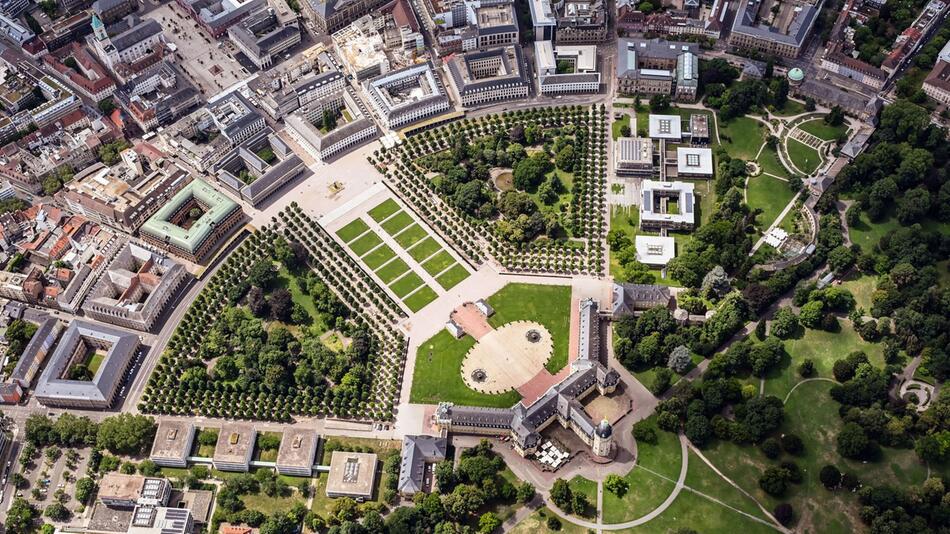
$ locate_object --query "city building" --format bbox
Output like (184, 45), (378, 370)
(923, 56), (950, 105)
(614, 136), (654, 176)
(214, 129), (307, 207)
(81, 242), (189, 332)
(112, 61), (202, 131)
(254, 68), (347, 119)
(528, 0), (556, 41)
(92, 0), (140, 24)
(363, 62), (451, 130)
(640, 179), (695, 230)
(149, 420), (196, 468)
(138, 178), (244, 263)
(634, 235), (675, 267)
(303, 0), (391, 33)
(0, 13), (33, 44)
(208, 91), (267, 145)
(34, 320), (140, 409)
(616, 38), (699, 101)
(675, 147), (713, 178)
(127, 507), (193, 534)
(325, 451), (378, 499)
(98, 474), (172, 509)
(0, 0), (28, 17)
(429, 0), (519, 55)
(284, 86), (379, 162)
(43, 43), (117, 102)
(471, 2), (519, 47)
(555, 0), (607, 44)
(730, 0), (821, 58)
(227, 8), (301, 70)
(610, 283), (673, 315)
(89, 15), (165, 73)
(176, 0), (267, 38)
(398, 435), (447, 495)
(445, 45), (530, 107)
(0, 316), (61, 404)
(275, 429), (319, 476)
(213, 424), (257, 472)
(534, 41), (601, 94)
(38, 10), (94, 51)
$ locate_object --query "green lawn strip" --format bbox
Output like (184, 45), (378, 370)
(403, 285), (438, 312)
(486, 283), (572, 373)
(509, 508), (588, 534)
(848, 210), (950, 251)
(421, 250), (456, 276)
(682, 179), (715, 227)
(409, 329), (522, 407)
(797, 119), (847, 142)
(786, 138), (821, 175)
(612, 114), (631, 140)
(368, 198), (401, 222)
(240, 491), (306, 514)
(348, 231), (384, 256)
(566, 476), (599, 518)
(335, 218), (370, 243)
(275, 268), (327, 331)
(435, 263), (470, 290)
(770, 99), (806, 117)
(389, 272), (424, 298)
(407, 237), (443, 263)
(756, 144), (790, 178)
(88, 352), (105, 375)
(683, 450), (771, 522)
(362, 243), (397, 270)
(393, 223), (428, 249)
(838, 273), (877, 312)
(719, 116), (765, 160)
(621, 482), (779, 534)
(763, 321), (883, 399)
(746, 174), (795, 230)
(375, 257), (411, 284)
(380, 211), (414, 235)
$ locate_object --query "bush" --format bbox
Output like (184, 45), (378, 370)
(781, 434), (804, 455)
(651, 368), (673, 396)
(798, 359), (815, 377)
(819, 465), (841, 489)
(780, 461), (803, 483)
(758, 466), (790, 496)
(632, 420), (658, 444)
(760, 437), (781, 459)
(546, 516), (562, 531)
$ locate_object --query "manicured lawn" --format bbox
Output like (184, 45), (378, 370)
(509, 508), (588, 534)
(486, 283), (572, 373)
(240, 490), (305, 514)
(362, 243), (397, 270)
(393, 223), (428, 249)
(683, 449), (770, 521)
(367, 198), (401, 222)
(756, 144), (790, 178)
(763, 321), (883, 399)
(275, 268), (326, 331)
(719, 116), (765, 160)
(421, 250), (456, 276)
(88, 352), (105, 375)
(770, 99), (806, 117)
(612, 114), (631, 140)
(798, 119), (848, 142)
(839, 273), (877, 312)
(375, 257), (411, 284)
(409, 329), (522, 407)
(746, 174), (795, 229)
(381, 211), (414, 235)
(435, 263), (470, 290)
(348, 231), (384, 256)
(336, 218), (369, 243)
(786, 138), (821, 175)
(389, 272), (425, 298)
(848, 210), (950, 251)
(404, 285), (438, 312)
(407, 237), (443, 262)
(567, 476), (599, 518)
(683, 179), (715, 227)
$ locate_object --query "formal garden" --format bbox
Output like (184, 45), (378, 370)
(370, 105), (609, 276)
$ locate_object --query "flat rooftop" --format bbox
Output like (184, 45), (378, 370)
(676, 147), (713, 175)
(326, 451), (378, 498)
(635, 235), (676, 266)
(276, 429), (318, 469)
(213, 424), (256, 465)
(99, 473), (145, 502)
(648, 114), (682, 139)
(149, 420), (195, 462)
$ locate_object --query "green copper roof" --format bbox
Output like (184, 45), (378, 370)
(788, 68), (805, 81)
(140, 179), (239, 254)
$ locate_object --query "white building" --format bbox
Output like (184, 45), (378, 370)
(640, 179), (695, 231)
(614, 137), (654, 176)
(634, 235), (675, 266)
(648, 114), (682, 140)
(675, 147), (713, 178)
(534, 41), (601, 94)
(363, 62), (451, 130)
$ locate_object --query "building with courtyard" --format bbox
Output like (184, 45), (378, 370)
(176, 0), (266, 38)
(445, 45), (530, 108)
(614, 136), (654, 176)
(275, 429), (319, 476)
(729, 0), (821, 58)
(397, 435), (447, 496)
(0, 315), (61, 404)
(227, 7), (301, 70)
(149, 420), (196, 468)
(213, 424), (257, 472)
(534, 41), (601, 95)
(284, 86), (380, 161)
(640, 179), (695, 231)
(616, 39), (699, 101)
(213, 128), (307, 207)
(34, 320), (139, 409)
(139, 178), (244, 263)
(362, 62), (451, 130)
(611, 283), (673, 315)
(326, 451), (378, 499)
(554, 0), (607, 43)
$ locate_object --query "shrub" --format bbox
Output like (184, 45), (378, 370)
(760, 437), (781, 459)
(546, 516), (562, 531)
(773, 503), (794, 526)
(758, 466), (790, 496)
(780, 461), (803, 483)
(781, 434), (804, 455)
(632, 420), (658, 444)
(819, 465), (841, 489)
(798, 359), (815, 377)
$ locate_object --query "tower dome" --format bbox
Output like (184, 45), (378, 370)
(787, 68), (805, 86)
(595, 418), (612, 439)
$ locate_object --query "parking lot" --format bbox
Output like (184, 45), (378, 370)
(17, 445), (93, 526)
(143, 3), (249, 97)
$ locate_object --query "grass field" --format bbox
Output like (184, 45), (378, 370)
(336, 218), (370, 243)
(787, 138), (821, 175)
(756, 145), (790, 178)
(719, 116), (765, 160)
(375, 257), (411, 284)
(436, 263), (470, 289)
(509, 508), (588, 534)
(349, 231), (384, 256)
(88, 352), (105, 376)
(612, 114), (631, 140)
(421, 250), (456, 276)
(393, 224), (427, 249)
(838, 273), (877, 312)
(848, 210), (950, 251)
(361, 243), (397, 270)
(368, 198), (400, 222)
(567, 476), (599, 518)
(409, 329), (522, 407)
(485, 283), (572, 373)
(408, 237), (442, 262)
(404, 286), (438, 312)
(770, 99), (806, 117)
(798, 119), (847, 141)
(241, 491), (306, 514)
(389, 272), (424, 298)
(381, 211), (414, 234)
(746, 175), (795, 229)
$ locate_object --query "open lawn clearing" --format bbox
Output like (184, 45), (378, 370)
(509, 507), (588, 534)
(393, 223), (428, 249)
(404, 286), (438, 312)
(409, 329), (522, 407)
(719, 116), (765, 160)
(436, 263), (470, 290)
(838, 273), (877, 312)
(770, 99), (806, 117)
(567, 476), (599, 518)
(787, 138), (820, 175)
(848, 210), (950, 251)
(349, 231), (384, 256)
(380, 211), (415, 235)
(240, 490), (306, 514)
(486, 283), (572, 373)
(683, 449), (770, 522)
(407, 236), (443, 262)
(613, 114), (631, 140)
(746, 175), (795, 229)
(757, 145), (790, 178)
(798, 119), (847, 141)
(275, 268), (327, 331)
(375, 257), (411, 284)
(389, 272), (425, 298)
(335, 218), (370, 243)
(684, 179), (715, 227)
(362, 243), (397, 270)
(421, 250), (457, 276)
(368, 198), (401, 222)
(763, 321), (883, 399)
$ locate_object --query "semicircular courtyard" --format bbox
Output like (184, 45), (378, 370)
(460, 321), (554, 394)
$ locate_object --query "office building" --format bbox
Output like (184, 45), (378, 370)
(228, 8), (301, 69)
(534, 41), (601, 94)
(363, 62), (451, 130)
(617, 38), (699, 101)
(640, 179), (695, 231)
(445, 45), (530, 107)
(276, 429), (319, 476)
(614, 137), (654, 176)
(212, 424), (257, 472)
(326, 451), (378, 499)
(149, 420), (196, 468)
(730, 0), (821, 58)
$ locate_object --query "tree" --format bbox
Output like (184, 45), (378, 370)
(268, 288), (293, 322)
(546, 516), (562, 531)
(758, 466), (790, 496)
(96, 414), (156, 455)
(782, 434), (804, 455)
(477, 512), (501, 533)
(604, 474), (628, 497)
(769, 309), (799, 339)
(760, 437), (781, 459)
(798, 359), (815, 377)
(804, 97), (816, 111)
(516, 482), (535, 503)
(896, 187), (931, 224)
(44, 502), (69, 521)
(799, 300), (824, 329)
(650, 367), (673, 396)
(685, 415), (712, 447)
(453, 181), (490, 216)
(98, 98), (116, 115)
(570, 492), (588, 516)
(825, 106), (845, 126)
(555, 145), (574, 172)
(836, 422), (871, 459)
(549, 479), (572, 509)
(827, 246), (855, 274)
(513, 154), (550, 190)
(667, 345), (692, 374)
(7, 499), (38, 533)
(700, 265), (731, 299)
(43, 175), (63, 196)
(75, 478), (97, 503)
(773, 503), (794, 526)
(322, 109), (337, 131)
(819, 465), (842, 489)
(649, 94), (671, 111)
